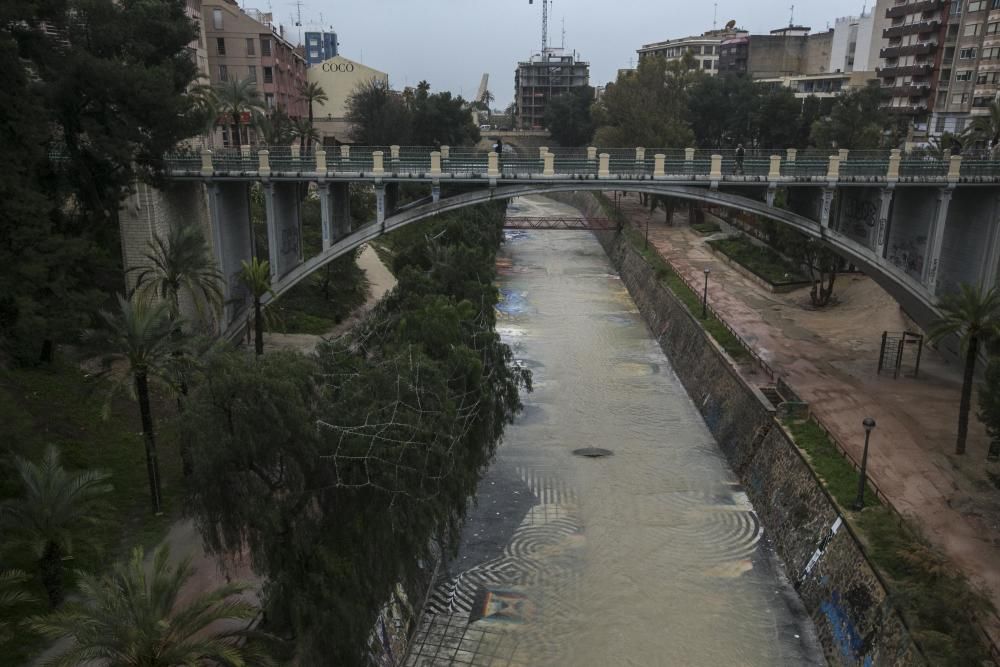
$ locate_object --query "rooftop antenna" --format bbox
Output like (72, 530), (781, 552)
(292, 0), (303, 43)
(789, 4), (795, 27)
(713, 3), (718, 29)
(561, 17), (565, 49)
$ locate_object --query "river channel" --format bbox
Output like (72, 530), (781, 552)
(404, 195), (823, 666)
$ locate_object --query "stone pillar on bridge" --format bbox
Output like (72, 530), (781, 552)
(709, 154), (722, 180)
(653, 154), (665, 178)
(924, 187), (955, 293)
(539, 146), (548, 159)
(340, 145), (350, 160)
(263, 182), (303, 280)
(948, 155), (963, 182)
(826, 154), (841, 181)
(390, 145), (400, 169)
(786, 148), (797, 163)
(241, 145), (252, 159)
(291, 144), (300, 159)
(887, 149), (901, 181)
(373, 151), (385, 176)
(543, 152), (555, 176)
(430, 151), (442, 176)
(316, 149), (327, 173)
(586, 146), (597, 172)
(598, 153), (610, 178)
(768, 154), (782, 180)
(838, 148), (849, 163)
(200, 149), (213, 177)
(488, 152), (499, 178)
(635, 147), (645, 164)
(874, 187), (894, 259)
(206, 182), (253, 326)
(258, 150), (271, 178)
(685, 147), (695, 174)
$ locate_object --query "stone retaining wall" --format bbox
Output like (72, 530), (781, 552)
(549, 191), (923, 666)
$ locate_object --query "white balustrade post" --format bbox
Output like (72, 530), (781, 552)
(888, 149), (901, 181)
(587, 146), (597, 161)
(258, 149), (271, 177)
(488, 152), (499, 178)
(769, 154), (782, 179)
(340, 145), (350, 159)
(635, 147), (645, 163)
(654, 153), (665, 177)
(200, 149), (213, 176)
(390, 144), (400, 160)
(786, 148), (798, 163)
(240, 144), (251, 159)
(685, 147), (696, 173)
(543, 152), (555, 176)
(827, 155), (841, 181)
(373, 150), (384, 175)
(440, 145), (450, 159)
(315, 149), (327, 172)
(539, 146), (549, 159)
(430, 150), (442, 176)
(598, 153), (610, 178)
(948, 154), (963, 182)
(710, 154), (722, 179)
(290, 144), (300, 159)
(838, 148), (849, 162)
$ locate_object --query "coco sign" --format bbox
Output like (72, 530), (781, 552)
(322, 62), (355, 73)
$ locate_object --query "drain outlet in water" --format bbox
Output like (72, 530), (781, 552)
(572, 447), (614, 458)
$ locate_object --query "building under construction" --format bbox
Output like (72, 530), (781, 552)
(514, 48), (590, 129)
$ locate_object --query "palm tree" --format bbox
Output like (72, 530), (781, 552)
(86, 294), (179, 513)
(30, 544), (270, 666)
(238, 258), (273, 356)
(928, 284), (1000, 455)
(926, 131), (966, 160)
(214, 77), (264, 149)
(0, 447), (111, 607)
(253, 108), (294, 147)
(292, 117), (320, 151)
(189, 78), (221, 148)
(297, 81), (327, 150)
(0, 569), (35, 643)
(130, 223), (223, 321)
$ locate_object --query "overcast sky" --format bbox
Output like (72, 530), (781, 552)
(272, 0), (871, 105)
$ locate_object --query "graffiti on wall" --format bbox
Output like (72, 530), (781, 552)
(888, 237), (926, 280)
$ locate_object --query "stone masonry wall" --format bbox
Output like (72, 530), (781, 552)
(547, 191), (923, 666)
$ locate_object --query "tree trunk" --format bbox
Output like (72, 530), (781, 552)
(254, 296), (264, 356)
(135, 371), (163, 514)
(232, 111), (242, 150)
(177, 380), (194, 477)
(39, 540), (64, 607)
(957, 336), (978, 455)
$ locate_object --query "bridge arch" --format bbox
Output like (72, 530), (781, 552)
(235, 183), (940, 339)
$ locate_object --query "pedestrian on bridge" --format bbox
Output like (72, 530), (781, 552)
(735, 144), (745, 175)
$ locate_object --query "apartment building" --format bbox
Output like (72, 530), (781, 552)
(304, 30), (338, 67)
(876, 0), (948, 120)
(638, 27), (749, 75)
(202, 0), (307, 145)
(927, 0), (1000, 136)
(514, 48), (590, 129)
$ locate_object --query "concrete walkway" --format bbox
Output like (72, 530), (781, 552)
(616, 193), (1000, 642)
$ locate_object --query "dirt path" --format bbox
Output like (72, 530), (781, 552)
(616, 193), (1000, 641)
(265, 244), (397, 354)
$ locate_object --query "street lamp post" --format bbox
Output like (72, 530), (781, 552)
(702, 268), (711, 319)
(852, 417), (877, 511)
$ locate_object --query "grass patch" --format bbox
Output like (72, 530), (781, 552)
(594, 194), (749, 362)
(271, 251), (369, 335)
(0, 362), (182, 666)
(691, 222), (721, 235)
(785, 417), (995, 666)
(707, 236), (808, 285)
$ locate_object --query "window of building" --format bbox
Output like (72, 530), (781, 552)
(957, 69), (974, 80)
(261, 38), (271, 56)
(702, 59), (712, 69)
(974, 95), (992, 106)
(952, 0), (963, 14)
(265, 93), (274, 109)
(936, 116), (947, 132)
(216, 37), (225, 55)
(994, 0), (1000, 8)
(247, 65), (256, 82)
(969, 0), (986, 11)
(960, 47), (978, 59)
(263, 66), (273, 83)
(952, 93), (970, 104)
(966, 22), (982, 36)
(984, 47), (1000, 59)
(212, 8), (222, 29)
(990, 22), (1000, 34)
(218, 64), (228, 82)
(957, 118), (968, 132)
(246, 37), (255, 55)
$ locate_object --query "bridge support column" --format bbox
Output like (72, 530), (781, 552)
(818, 188), (836, 228)
(874, 187), (894, 259)
(766, 186), (777, 207)
(207, 182), (252, 326)
(376, 184), (386, 229)
(263, 182), (303, 280)
(924, 187), (955, 293)
(432, 183), (441, 203)
(331, 182), (351, 239)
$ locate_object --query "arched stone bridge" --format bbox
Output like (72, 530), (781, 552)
(124, 145), (1000, 339)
